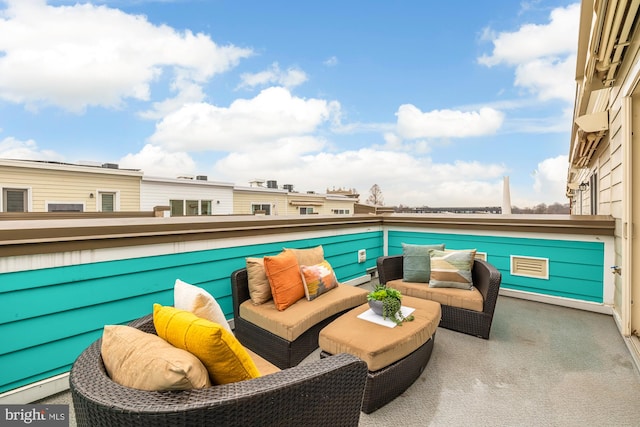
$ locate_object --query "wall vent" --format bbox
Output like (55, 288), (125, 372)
(510, 255), (549, 279)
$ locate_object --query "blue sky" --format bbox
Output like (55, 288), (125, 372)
(0, 0), (579, 207)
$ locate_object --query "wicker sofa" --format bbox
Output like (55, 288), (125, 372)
(70, 314), (368, 427)
(377, 256), (502, 339)
(231, 267), (368, 369)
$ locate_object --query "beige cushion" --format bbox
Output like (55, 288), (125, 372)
(319, 296), (441, 371)
(246, 348), (281, 376)
(283, 245), (324, 266)
(239, 284), (368, 341)
(246, 257), (272, 304)
(174, 278), (232, 333)
(388, 279), (484, 312)
(101, 325), (211, 391)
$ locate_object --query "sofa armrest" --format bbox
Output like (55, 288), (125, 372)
(377, 255), (404, 285)
(231, 267), (251, 320)
(472, 259), (502, 314)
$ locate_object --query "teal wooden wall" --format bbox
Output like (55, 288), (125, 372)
(0, 231), (382, 394)
(388, 230), (604, 303)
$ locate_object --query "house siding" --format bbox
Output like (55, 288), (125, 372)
(141, 179), (233, 215)
(0, 162), (141, 212)
(0, 229), (381, 394)
(387, 230), (605, 303)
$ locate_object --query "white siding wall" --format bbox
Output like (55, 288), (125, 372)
(141, 180), (233, 215)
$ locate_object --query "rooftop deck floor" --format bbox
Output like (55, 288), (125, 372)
(41, 289), (640, 426)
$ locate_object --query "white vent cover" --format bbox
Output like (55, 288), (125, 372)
(510, 256), (549, 279)
(475, 252), (487, 261)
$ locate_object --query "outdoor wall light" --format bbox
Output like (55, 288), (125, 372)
(89, 193), (94, 198)
(578, 182), (589, 191)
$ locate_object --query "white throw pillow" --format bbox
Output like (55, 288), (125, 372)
(174, 278), (232, 333)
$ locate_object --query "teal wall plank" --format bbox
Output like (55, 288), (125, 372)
(0, 230), (381, 393)
(387, 230), (604, 303)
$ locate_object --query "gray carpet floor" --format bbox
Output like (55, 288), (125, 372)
(40, 295), (640, 427)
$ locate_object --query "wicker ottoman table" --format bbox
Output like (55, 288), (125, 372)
(319, 296), (441, 413)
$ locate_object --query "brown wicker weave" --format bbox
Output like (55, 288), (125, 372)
(231, 268), (364, 369)
(321, 334), (435, 414)
(377, 256), (502, 339)
(70, 314), (368, 427)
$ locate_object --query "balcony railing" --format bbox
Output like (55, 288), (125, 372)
(0, 213), (616, 402)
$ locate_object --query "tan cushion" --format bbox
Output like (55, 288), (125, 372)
(246, 348), (281, 376)
(239, 284), (368, 341)
(101, 325), (211, 391)
(319, 296), (441, 371)
(388, 279), (484, 312)
(264, 250), (306, 311)
(246, 257), (272, 304)
(284, 246), (324, 266)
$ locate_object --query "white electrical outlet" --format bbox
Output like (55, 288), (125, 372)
(358, 249), (366, 263)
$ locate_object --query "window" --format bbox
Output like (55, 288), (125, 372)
(186, 200), (199, 216)
(170, 199), (213, 216)
(299, 207), (314, 215)
(252, 203), (271, 215)
(170, 200), (184, 216)
(100, 193), (115, 212)
(201, 200), (212, 215)
(332, 209), (350, 214)
(47, 203), (84, 212)
(3, 188), (27, 212)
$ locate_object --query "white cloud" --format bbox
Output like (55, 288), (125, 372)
(119, 144), (196, 177)
(478, 3), (579, 103)
(238, 63), (308, 89)
(0, 136), (64, 161)
(323, 56), (338, 67)
(214, 147), (508, 207)
(396, 105), (504, 139)
(532, 154), (569, 201)
(478, 3), (579, 66)
(149, 86), (339, 151)
(0, 0), (252, 112)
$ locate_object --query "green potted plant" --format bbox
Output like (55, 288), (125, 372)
(366, 284), (414, 325)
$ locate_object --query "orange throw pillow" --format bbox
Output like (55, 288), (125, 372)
(263, 250), (305, 311)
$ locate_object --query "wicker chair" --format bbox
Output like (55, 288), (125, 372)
(377, 256), (502, 339)
(231, 267), (363, 369)
(70, 314), (368, 427)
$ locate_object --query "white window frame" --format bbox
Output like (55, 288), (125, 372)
(1, 186), (32, 212)
(45, 201), (86, 212)
(97, 189), (120, 212)
(251, 203), (271, 215)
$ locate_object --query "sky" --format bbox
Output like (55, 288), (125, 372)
(0, 0), (580, 208)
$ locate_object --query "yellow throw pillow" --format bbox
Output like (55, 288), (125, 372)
(101, 325), (211, 391)
(301, 260), (339, 300)
(263, 250), (305, 311)
(246, 257), (272, 304)
(153, 304), (261, 385)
